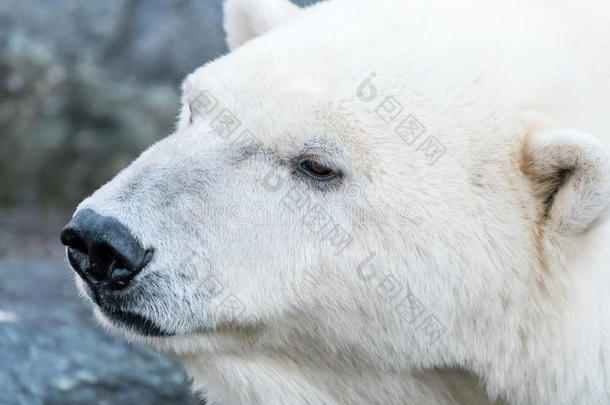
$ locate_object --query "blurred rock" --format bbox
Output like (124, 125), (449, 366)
(0, 0), (226, 211)
(0, 255), (201, 405)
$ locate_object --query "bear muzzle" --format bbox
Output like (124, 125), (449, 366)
(60, 209), (170, 336)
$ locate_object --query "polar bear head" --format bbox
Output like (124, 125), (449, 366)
(61, 0), (610, 403)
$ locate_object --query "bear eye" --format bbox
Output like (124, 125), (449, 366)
(298, 159), (337, 180)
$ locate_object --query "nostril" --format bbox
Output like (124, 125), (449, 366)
(89, 242), (128, 280)
(60, 228), (88, 254)
(109, 267), (135, 290)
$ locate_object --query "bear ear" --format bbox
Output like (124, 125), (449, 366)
(223, 0), (300, 51)
(521, 129), (610, 234)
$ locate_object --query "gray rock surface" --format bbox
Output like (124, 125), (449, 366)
(0, 0), (226, 209)
(0, 256), (201, 404)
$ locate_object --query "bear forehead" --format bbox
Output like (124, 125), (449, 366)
(180, 0), (606, 170)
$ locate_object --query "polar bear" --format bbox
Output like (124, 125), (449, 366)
(60, 0), (610, 404)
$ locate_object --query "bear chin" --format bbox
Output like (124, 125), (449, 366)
(99, 307), (171, 337)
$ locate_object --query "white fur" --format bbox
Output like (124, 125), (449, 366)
(223, 0), (299, 51)
(71, 0), (610, 404)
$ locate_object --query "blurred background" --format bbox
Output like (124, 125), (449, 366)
(0, 0), (314, 403)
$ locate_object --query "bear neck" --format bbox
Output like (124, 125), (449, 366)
(181, 352), (501, 405)
(461, 221), (610, 404)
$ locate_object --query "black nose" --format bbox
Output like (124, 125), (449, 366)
(60, 209), (154, 290)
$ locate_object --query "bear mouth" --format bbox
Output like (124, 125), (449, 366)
(77, 276), (171, 337)
(100, 306), (171, 337)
